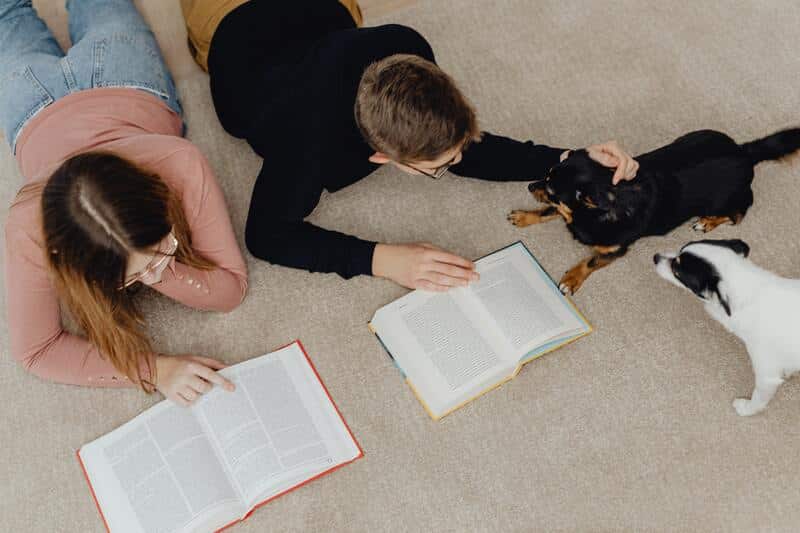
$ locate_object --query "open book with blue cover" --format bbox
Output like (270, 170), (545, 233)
(369, 241), (592, 420)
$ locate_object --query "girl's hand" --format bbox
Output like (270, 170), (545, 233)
(155, 354), (235, 406)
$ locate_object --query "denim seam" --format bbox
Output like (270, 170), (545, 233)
(10, 67), (54, 154)
(94, 81), (170, 99)
(59, 57), (78, 93)
(92, 39), (105, 87)
(90, 37), (169, 99)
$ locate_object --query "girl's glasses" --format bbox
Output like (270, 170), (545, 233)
(122, 232), (178, 288)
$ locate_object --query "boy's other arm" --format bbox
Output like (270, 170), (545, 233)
(450, 133), (638, 183)
(449, 131), (565, 182)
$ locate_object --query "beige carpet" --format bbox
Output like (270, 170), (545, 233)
(2, 1), (800, 531)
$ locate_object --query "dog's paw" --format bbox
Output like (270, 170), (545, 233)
(733, 398), (761, 417)
(558, 273), (583, 295)
(506, 209), (527, 227)
(693, 216), (735, 233)
(507, 210), (532, 227)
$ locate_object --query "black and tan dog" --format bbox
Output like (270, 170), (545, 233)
(508, 128), (800, 294)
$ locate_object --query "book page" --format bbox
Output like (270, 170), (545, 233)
(371, 288), (516, 416)
(403, 292), (502, 389)
(467, 242), (587, 359)
(79, 401), (243, 533)
(194, 343), (360, 509)
(370, 241), (590, 417)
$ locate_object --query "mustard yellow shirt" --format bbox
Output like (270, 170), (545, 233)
(181, 0), (363, 71)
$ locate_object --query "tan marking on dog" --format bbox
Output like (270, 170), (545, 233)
(556, 202), (573, 224)
(507, 207), (559, 227)
(693, 213), (744, 233)
(531, 188), (550, 203)
(779, 149), (800, 165)
(583, 196), (598, 209)
(559, 252), (621, 295)
(593, 244), (621, 255)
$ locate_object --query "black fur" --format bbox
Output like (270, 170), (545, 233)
(658, 238), (751, 316)
(530, 128), (800, 250)
(670, 250), (731, 315)
(682, 238), (750, 258)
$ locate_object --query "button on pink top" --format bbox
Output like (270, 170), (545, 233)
(4, 88), (248, 387)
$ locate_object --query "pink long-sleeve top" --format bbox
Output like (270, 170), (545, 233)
(4, 88), (248, 387)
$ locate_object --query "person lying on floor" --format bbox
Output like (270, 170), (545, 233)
(182, 0), (639, 291)
(1, 0), (247, 405)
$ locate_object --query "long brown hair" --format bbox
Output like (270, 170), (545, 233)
(24, 152), (215, 390)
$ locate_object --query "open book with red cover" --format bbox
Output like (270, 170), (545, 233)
(77, 341), (362, 533)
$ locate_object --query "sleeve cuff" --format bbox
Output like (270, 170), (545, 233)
(346, 238), (378, 279)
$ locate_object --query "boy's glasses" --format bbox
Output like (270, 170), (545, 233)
(404, 161), (452, 179)
(401, 151), (461, 180)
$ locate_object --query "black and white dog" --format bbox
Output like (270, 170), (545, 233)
(654, 239), (800, 416)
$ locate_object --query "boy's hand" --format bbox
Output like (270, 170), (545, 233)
(372, 242), (479, 292)
(155, 354), (235, 406)
(586, 141), (639, 185)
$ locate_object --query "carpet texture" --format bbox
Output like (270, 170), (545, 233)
(2, 1), (800, 532)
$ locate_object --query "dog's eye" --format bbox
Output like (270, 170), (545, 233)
(606, 192), (616, 202)
(575, 191), (582, 200)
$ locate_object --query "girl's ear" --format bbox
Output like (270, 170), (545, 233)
(368, 152), (392, 165)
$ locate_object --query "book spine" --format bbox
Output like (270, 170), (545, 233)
(76, 450), (112, 533)
(367, 324), (406, 379)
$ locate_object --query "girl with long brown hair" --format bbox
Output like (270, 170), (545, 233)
(3, 0), (247, 405)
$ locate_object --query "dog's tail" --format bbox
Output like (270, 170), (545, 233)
(740, 128), (800, 165)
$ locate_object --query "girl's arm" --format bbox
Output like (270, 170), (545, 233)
(4, 222), (142, 386)
(148, 145), (248, 310)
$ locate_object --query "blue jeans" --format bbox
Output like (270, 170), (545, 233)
(0, 0), (182, 153)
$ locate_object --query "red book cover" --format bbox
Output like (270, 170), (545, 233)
(77, 340), (363, 533)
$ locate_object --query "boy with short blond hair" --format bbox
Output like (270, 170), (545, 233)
(184, 0), (638, 291)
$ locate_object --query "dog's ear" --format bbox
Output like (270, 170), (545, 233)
(727, 239), (750, 258)
(691, 239), (750, 258)
(713, 280), (732, 316)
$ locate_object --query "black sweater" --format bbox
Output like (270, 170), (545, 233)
(208, 0), (563, 278)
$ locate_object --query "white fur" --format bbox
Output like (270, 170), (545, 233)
(656, 243), (800, 416)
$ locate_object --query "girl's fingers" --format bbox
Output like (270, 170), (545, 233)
(181, 387), (199, 403)
(193, 364), (236, 392)
(173, 392), (191, 407)
(188, 376), (213, 394)
(190, 356), (228, 369)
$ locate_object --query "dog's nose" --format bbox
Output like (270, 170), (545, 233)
(528, 182), (537, 192)
(653, 254), (661, 264)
